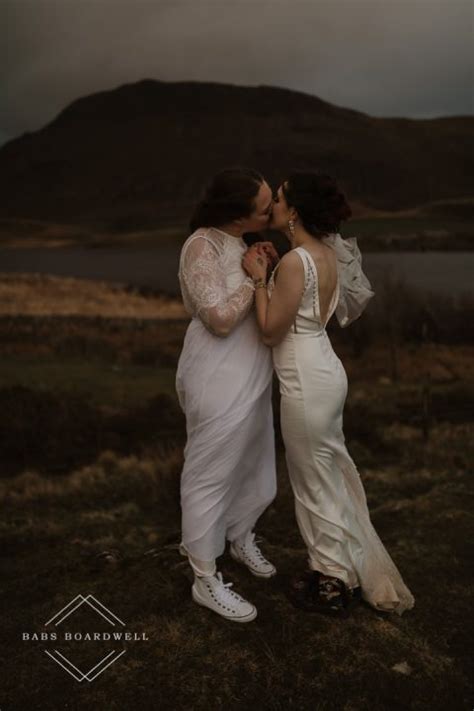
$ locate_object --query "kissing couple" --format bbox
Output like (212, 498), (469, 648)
(175, 167), (415, 622)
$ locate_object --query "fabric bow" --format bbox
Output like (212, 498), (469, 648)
(321, 233), (375, 327)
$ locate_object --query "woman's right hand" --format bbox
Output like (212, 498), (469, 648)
(242, 247), (269, 282)
(257, 242), (279, 269)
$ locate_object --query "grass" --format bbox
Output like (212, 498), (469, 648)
(0, 219), (188, 249)
(0, 272), (188, 318)
(0, 356), (178, 406)
(0, 274), (472, 709)
(0, 439), (472, 710)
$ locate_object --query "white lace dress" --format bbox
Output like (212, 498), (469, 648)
(268, 234), (415, 616)
(176, 226), (277, 565)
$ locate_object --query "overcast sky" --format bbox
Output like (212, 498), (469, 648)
(1, 0), (472, 147)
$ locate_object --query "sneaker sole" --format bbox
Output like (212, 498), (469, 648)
(191, 586), (258, 623)
(230, 546), (277, 578)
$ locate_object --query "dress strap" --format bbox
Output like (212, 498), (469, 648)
(294, 247), (318, 321)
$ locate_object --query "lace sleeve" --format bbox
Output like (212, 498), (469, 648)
(180, 236), (255, 337)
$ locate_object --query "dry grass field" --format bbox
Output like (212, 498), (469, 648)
(0, 272), (188, 318)
(0, 274), (472, 710)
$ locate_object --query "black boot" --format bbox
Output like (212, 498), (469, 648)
(287, 570), (361, 618)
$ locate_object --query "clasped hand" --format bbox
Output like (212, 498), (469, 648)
(242, 242), (279, 282)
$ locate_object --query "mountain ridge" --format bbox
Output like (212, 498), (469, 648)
(1, 79), (472, 229)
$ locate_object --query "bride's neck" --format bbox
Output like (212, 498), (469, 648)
(288, 225), (315, 249)
(216, 222), (243, 239)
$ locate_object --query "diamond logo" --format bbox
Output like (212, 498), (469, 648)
(44, 594), (127, 682)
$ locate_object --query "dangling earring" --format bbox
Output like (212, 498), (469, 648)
(288, 219), (295, 237)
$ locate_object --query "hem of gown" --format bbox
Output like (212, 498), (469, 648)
(307, 554), (415, 615)
(179, 543), (217, 577)
(281, 378), (415, 618)
(181, 500), (275, 564)
(371, 597), (415, 617)
(180, 483), (276, 564)
(307, 559), (359, 590)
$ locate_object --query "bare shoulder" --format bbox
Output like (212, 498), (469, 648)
(273, 249), (305, 287)
(278, 249), (305, 272)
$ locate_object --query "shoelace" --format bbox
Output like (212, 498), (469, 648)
(214, 572), (246, 604)
(238, 532), (267, 562)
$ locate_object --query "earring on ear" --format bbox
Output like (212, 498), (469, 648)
(288, 219), (295, 236)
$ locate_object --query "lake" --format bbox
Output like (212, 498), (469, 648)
(0, 246), (472, 297)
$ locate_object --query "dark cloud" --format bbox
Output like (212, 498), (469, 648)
(1, 0), (472, 145)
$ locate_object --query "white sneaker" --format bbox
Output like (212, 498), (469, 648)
(230, 531), (277, 579)
(192, 572), (257, 623)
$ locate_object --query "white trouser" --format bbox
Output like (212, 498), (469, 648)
(179, 529), (253, 578)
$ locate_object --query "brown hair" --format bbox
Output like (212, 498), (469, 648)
(283, 171), (352, 236)
(189, 167), (264, 232)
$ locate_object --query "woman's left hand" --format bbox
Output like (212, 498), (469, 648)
(242, 245), (268, 281)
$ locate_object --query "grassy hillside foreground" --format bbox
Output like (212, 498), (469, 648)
(0, 275), (472, 710)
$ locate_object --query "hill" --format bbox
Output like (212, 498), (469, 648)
(0, 80), (473, 231)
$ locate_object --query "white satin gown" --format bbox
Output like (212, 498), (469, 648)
(176, 227), (277, 573)
(268, 235), (415, 616)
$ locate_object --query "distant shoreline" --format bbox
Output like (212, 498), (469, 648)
(0, 208), (472, 251)
(0, 236), (472, 252)
(1, 250), (473, 301)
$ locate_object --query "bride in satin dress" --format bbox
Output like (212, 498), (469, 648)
(243, 171), (415, 617)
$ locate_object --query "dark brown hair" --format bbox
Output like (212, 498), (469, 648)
(283, 172), (352, 236)
(189, 167), (264, 232)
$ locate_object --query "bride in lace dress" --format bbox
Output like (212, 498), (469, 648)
(242, 172), (415, 617)
(176, 168), (280, 622)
